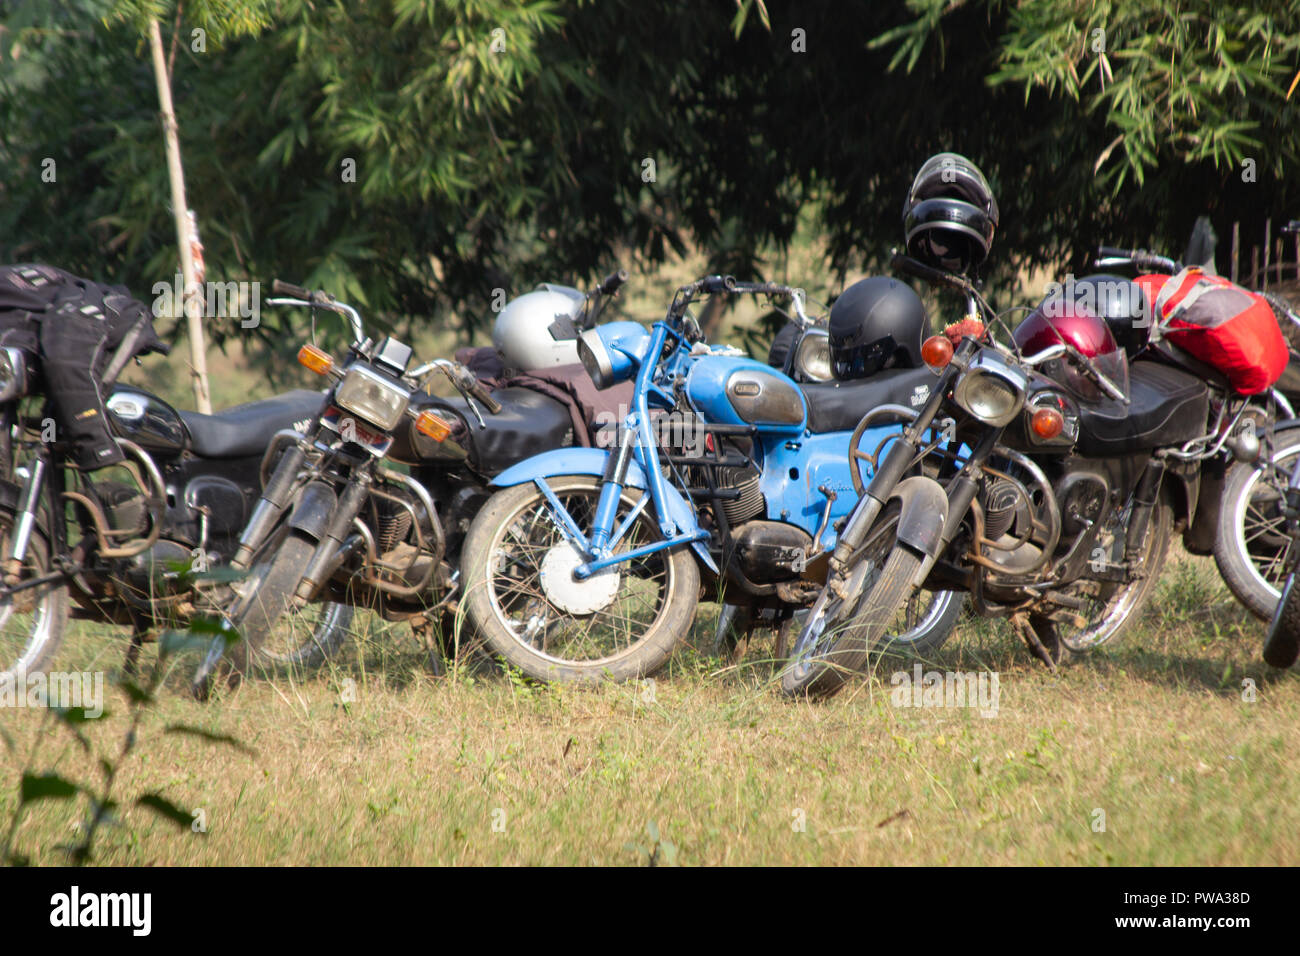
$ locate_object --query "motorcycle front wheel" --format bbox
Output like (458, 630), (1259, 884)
(1264, 568), (1300, 668)
(0, 507), (67, 682)
(461, 475), (700, 684)
(781, 502), (920, 698)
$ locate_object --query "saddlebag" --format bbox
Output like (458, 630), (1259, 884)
(1136, 269), (1288, 395)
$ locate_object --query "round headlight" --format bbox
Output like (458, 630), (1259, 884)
(956, 371), (1019, 425)
(793, 333), (832, 382)
(577, 329), (613, 390)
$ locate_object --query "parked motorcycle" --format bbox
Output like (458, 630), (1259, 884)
(1077, 242), (1300, 621)
(0, 335), (354, 681)
(190, 273), (634, 692)
(782, 252), (1229, 697)
(457, 275), (964, 684)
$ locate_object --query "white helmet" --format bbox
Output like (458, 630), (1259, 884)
(492, 284), (586, 372)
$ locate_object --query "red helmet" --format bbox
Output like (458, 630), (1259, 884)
(1013, 298), (1129, 403)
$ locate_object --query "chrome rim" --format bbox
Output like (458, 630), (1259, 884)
(1232, 439), (1300, 604)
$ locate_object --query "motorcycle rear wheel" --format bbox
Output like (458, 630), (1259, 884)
(1214, 427), (1300, 619)
(1056, 492), (1172, 652)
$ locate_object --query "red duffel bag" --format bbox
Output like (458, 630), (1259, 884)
(1135, 268), (1288, 395)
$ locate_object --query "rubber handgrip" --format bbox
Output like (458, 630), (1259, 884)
(600, 269), (629, 295)
(271, 279), (312, 298)
(471, 381), (502, 414)
(1096, 246), (1136, 260)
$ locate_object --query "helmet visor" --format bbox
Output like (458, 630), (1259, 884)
(831, 335), (896, 380)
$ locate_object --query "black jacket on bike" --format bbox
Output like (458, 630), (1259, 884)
(0, 264), (167, 470)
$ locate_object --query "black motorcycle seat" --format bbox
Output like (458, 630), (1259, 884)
(1075, 360), (1208, 457)
(801, 366), (939, 434)
(414, 386), (574, 476)
(179, 390), (326, 459)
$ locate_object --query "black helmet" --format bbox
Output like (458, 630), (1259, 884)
(828, 276), (927, 381)
(903, 152), (999, 274)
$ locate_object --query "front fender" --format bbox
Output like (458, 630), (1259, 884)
(490, 447), (716, 573)
(286, 481), (338, 541)
(889, 476), (949, 560)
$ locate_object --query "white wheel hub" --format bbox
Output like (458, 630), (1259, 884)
(539, 542), (621, 615)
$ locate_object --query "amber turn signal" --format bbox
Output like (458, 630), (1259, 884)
(297, 344), (334, 376)
(414, 410), (453, 442)
(1031, 406), (1065, 440)
(921, 335), (954, 370)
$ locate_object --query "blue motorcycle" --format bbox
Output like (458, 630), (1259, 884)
(458, 276), (963, 682)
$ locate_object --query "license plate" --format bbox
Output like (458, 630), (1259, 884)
(321, 405), (393, 455)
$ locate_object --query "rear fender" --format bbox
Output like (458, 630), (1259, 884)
(490, 447), (716, 572)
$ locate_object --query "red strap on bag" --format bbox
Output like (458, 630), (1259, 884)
(1135, 269), (1287, 395)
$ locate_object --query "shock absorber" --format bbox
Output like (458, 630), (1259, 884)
(1124, 461), (1165, 565)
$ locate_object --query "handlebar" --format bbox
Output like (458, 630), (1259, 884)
(268, 278), (365, 345)
(890, 253), (976, 295)
(413, 358), (502, 418)
(1094, 246), (1179, 274)
(597, 269), (629, 297)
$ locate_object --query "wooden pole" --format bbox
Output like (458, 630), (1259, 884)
(1264, 219), (1272, 291)
(148, 19), (211, 413)
(1231, 221), (1239, 284)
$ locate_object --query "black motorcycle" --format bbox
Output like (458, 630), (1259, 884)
(782, 253), (1227, 697)
(0, 337), (353, 681)
(191, 276), (629, 692)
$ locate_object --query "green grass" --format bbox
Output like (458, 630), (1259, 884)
(1, 549), (1297, 866)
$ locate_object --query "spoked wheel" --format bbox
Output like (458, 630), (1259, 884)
(461, 475), (699, 684)
(1214, 427), (1300, 619)
(255, 600), (356, 670)
(782, 502), (960, 698)
(1055, 491), (1173, 653)
(0, 510), (67, 681)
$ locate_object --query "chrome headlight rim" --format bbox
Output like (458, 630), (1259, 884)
(793, 329), (832, 383)
(0, 347), (30, 404)
(577, 328), (615, 390)
(952, 353), (1026, 426)
(335, 364), (411, 432)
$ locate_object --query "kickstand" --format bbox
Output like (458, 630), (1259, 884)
(411, 613), (447, 678)
(123, 615), (151, 679)
(1013, 612), (1062, 671)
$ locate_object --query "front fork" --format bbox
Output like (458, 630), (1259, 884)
(589, 424), (637, 554)
(3, 453), (47, 584)
(232, 442), (309, 569)
(294, 472), (371, 601)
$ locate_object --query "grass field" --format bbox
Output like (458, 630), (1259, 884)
(4, 242), (1298, 866)
(1, 547), (1297, 866)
